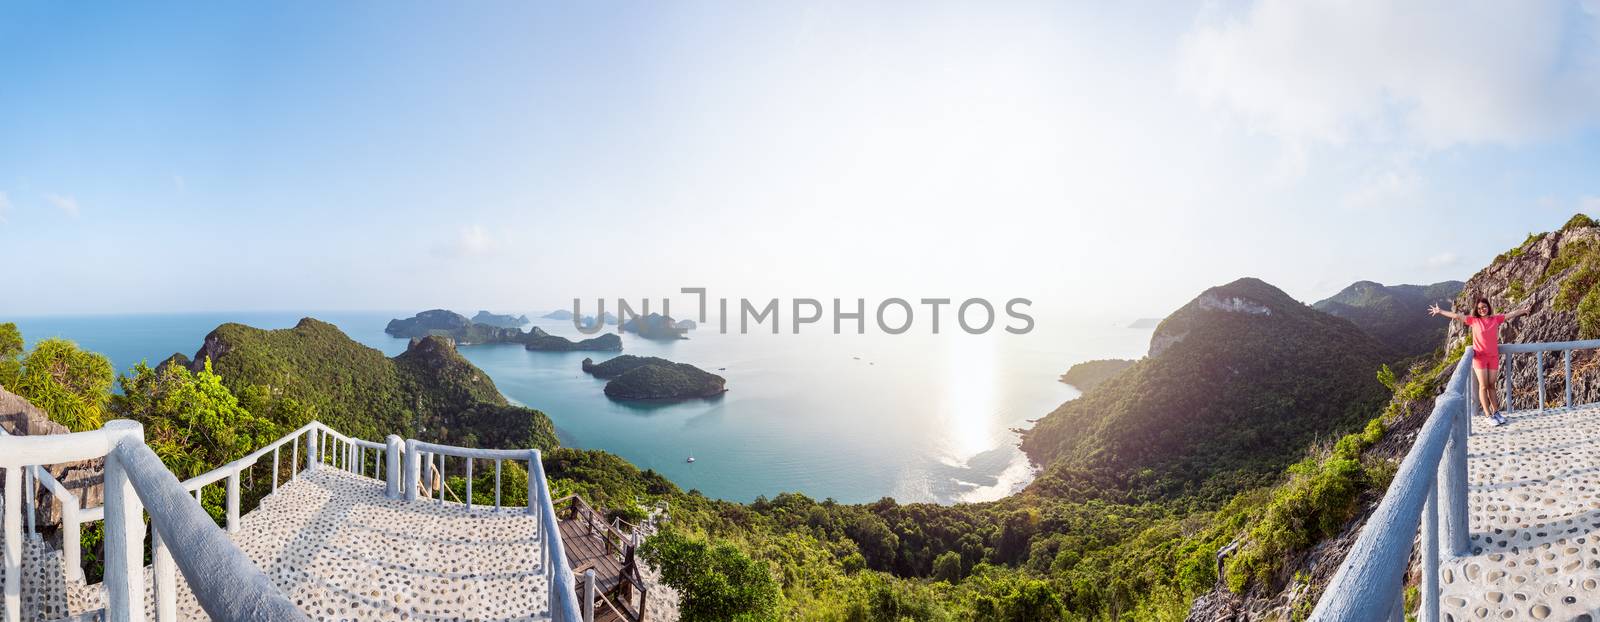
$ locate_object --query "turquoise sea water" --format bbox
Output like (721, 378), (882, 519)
(8, 311), (1152, 504)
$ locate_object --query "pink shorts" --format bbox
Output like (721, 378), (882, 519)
(1473, 350), (1499, 370)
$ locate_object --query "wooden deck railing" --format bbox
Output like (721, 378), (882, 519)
(557, 494), (652, 622)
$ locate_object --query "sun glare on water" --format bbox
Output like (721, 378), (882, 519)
(940, 333), (1000, 466)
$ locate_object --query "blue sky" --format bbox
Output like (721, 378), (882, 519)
(3, 1), (1600, 318)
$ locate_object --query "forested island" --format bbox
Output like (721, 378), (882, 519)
(470, 310), (530, 328)
(581, 355), (725, 400)
(386, 309), (620, 351)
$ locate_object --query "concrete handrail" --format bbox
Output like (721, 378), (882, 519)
(1310, 348), (1474, 621)
(110, 436), (307, 621)
(532, 448), (585, 622)
(1497, 339), (1600, 353)
(7, 419), (576, 621)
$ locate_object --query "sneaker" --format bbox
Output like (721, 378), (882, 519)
(1492, 413), (1508, 426)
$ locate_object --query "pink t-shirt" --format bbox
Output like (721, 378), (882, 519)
(1465, 314), (1506, 362)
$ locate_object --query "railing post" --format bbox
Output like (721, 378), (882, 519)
(103, 419), (147, 622)
(153, 526), (177, 622)
(62, 499), (82, 583)
(1504, 353), (1514, 413)
(1421, 480), (1440, 622)
(404, 440), (421, 502)
(3, 466), (20, 622)
(465, 457), (474, 511)
(583, 569), (596, 622)
(23, 467), (34, 536)
(226, 469), (241, 533)
(1566, 349), (1574, 408)
(495, 459), (503, 511)
(385, 435), (404, 499)
(306, 427), (319, 473)
(1538, 350), (1546, 410)
(528, 450), (540, 517)
(1441, 354), (1472, 556)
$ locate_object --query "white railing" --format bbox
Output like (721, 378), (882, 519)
(401, 439), (585, 622)
(7, 418), (581, 621)
(2, 420), (305, 622)
(1312, 340), (1600, 621)
(22, 421), (383, 591)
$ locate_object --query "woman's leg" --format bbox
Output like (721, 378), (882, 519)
(1474, 367), (1496, 417)
(1488, 367), (1503, 413)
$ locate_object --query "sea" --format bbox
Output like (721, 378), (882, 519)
(7, 311), (1153, 505)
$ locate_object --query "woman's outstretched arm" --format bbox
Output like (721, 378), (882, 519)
(1428, 303), (1465, 321)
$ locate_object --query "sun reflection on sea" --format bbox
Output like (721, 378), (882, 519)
(942, 333), (999, 465)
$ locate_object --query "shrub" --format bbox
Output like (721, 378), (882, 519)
(6, 336), (114, 431)
(1563, 213), (1597, 231)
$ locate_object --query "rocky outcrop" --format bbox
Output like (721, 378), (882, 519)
(673, 319), (697, 331)
(1445, 219), (1600, 409)
(524, 327), (622, 352)
(581, 355), (726, 400)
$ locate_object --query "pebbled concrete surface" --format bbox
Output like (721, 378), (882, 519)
(64, 469), (558, 621)
(1440, 405), (1600, 622)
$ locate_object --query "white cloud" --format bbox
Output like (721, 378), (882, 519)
(44, 193), (80, 219)
(1178, 0), (1600, 148)
(1426, 252), (1458, 268)
(433, 224), (499, 258)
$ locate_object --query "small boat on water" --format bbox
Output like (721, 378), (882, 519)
(686, 454), (696, 463)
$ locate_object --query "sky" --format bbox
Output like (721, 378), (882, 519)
(3, 1), (1600, 320)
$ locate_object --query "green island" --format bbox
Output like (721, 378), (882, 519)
(581, 355), (727, 400)
(388, 308), (622, 351)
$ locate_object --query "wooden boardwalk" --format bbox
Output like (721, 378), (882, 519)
(556, 496), (650, 622)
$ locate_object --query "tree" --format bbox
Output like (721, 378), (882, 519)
(0, 322), (22, 386)
(639, 530), (779, 622)
(932, 550), (963, 583)
(6, 334), (114, 431)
